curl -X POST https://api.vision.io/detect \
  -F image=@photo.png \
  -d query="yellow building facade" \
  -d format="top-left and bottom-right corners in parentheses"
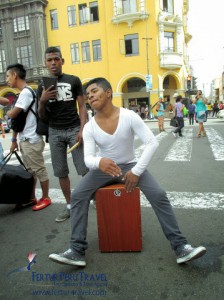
top-left (45, 0), bottom-right (191, 114)
top-left (0, 0), bottom-right (191, 117)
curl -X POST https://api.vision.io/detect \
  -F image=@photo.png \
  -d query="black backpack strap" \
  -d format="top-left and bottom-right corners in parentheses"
top-left (24, 86), bottom-right (37, 117)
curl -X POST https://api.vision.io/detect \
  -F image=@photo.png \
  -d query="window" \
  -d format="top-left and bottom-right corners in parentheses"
top-left (79, 4), bottom-right (88, 24)
top-left (71, 43), bottom-right (80, 64)
top-left (50, 9), bottom-right (59, 29)
top-left (164, 32), bottom-right (174, 52)
top-left (81, 41), bottom-right (90, 62)
top-left (13, 16), bottom-right (29, 33)
top-left (124, 34), bottom-right (139, 56)
top-left (90, 2), bottom-right (99, 22)
top-left (92, 40), bottom-right (101, 61)
top-left (16, 45), bottom-right (33, 68)
top-left (163, 76), bottom-right (169, 89)
top-left (122, 0), bottom-right (137, 14)
top-left (0, 50), bottom-right (6, 73)
top-left (163, 0), bottom-right (174, 13)
top-left (68, 5), bottom-right (76, 26)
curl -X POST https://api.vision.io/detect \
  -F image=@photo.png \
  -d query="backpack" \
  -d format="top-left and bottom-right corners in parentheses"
top-left (26, 87), bottom-right (49, 137)
top-left (188, 104), bottom-right (195, 114)
top-left (10, 90), bottom-right (35, 132)
top-left (183, 106), bottom-right (189, 116)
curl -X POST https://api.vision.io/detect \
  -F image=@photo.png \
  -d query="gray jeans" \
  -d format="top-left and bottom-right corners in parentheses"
top-left (70, 163), bottom-right (187, 256)
top-left (49, 126), bottom-right (88, 177)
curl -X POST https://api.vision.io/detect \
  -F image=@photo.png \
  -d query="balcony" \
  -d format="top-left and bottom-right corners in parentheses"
top-left (112, 11), bottom-right (149, 27)
top-left (160, 52), bottom-right (183, 69)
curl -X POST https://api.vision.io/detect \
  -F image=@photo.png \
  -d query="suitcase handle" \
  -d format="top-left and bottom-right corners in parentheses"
top-left (13, 151), bottom-right (29, 171)
top-left (0, 151), bottom-right (29, 172)
top-left (0, 152), bottom-right (13, 169)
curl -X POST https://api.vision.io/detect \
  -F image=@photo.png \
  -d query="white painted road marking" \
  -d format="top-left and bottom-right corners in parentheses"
top-left (5, 127), bottom-right (222, 164)
top-left (206, 127), bottom-right (224, 161)
top-left (142, 191), bottom-right (224, 210)
top-left (36, 188), bottom-right (224, 210)
top-left (164, 128), bottom-right (193, 161)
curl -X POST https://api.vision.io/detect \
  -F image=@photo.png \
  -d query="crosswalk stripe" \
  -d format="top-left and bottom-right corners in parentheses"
top-left (142, 191), bottom-right (224, 210)
top-left (36, 188), bottom-right (224, 210)
top-left (164, 128), bottom-right (193, 161)
top-left (4, 127), bottom-right (221, 164)
top-left (206, 127), bottom-right (224, 160)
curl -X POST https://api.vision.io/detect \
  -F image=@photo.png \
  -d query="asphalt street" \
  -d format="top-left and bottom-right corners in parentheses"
top-left (0, 117), bottom-right (224, 300)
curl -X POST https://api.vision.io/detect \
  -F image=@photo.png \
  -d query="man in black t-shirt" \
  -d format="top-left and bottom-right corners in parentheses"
top-left (38, 47), bottom-right (88, 222)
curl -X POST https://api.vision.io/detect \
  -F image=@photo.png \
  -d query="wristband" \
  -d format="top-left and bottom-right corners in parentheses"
top-left (11, 137), bottom-right (17, 142)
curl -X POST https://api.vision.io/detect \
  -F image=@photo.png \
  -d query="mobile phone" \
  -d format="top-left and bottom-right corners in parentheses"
top-left (42, 76), bottom-right (57, 90)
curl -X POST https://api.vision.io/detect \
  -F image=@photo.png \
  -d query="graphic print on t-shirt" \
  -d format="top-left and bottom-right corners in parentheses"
top-left (49, 82), bottom-right (73, 102)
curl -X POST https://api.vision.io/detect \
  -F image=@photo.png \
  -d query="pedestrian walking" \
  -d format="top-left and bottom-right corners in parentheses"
top-left (144, 105), bottom-right (149, 119)
top-left (156, 97), bottom-right (165, 132)
top-left (38, 47), bottom-right (88, 222)
top-left (195, 90), bottom-right (207, 138)
top-left (206, 102), bottom-right (212, 117)
top-left (172, 95), bottom-right (184, 137)
top-left (188, 100), bottom-right (196, 125)
top-left (49, 77), bottom-right (206, 267)
top-left (212, 100), bottom-right (219, 117)
top-left (6, 63), bottom-right (51, 210)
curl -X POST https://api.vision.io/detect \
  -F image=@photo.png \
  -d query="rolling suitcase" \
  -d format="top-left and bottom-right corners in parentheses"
top-left (0, 151), bottom-right (34, 204)
top-left (95, 184), bottom-right (142, 252)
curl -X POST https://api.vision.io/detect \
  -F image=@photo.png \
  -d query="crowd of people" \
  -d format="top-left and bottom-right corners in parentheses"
top-left (150, 91), bottom-right (222, 138)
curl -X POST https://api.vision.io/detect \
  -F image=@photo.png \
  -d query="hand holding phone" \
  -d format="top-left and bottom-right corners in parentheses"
top-left (42, 76), bottom-right (57, 90)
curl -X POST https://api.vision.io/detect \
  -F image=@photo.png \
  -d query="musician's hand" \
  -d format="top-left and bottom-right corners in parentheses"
top-left (99, 158), bottom-right (122, 177)
top-left (122, 171), bottom-right (139, 192)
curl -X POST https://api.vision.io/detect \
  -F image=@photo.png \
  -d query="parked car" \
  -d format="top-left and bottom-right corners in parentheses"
top-left (217, 110), bottom-right (224, 119)
top-left (0, 119), bottom-right (10, 133)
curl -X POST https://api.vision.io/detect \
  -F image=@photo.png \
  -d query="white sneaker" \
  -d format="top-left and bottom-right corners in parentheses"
top-left (55, 208), bottom-right (70, 222)
top-left (172, 132), bottom-right (177, 138)
top-left (49, 249), bottom-right (86, 266)
top-left (176, 244), bottom-right (206, 264)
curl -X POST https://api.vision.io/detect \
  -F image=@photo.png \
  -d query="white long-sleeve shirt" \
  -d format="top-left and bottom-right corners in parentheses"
top-left (83, 108), bottom-right (159, 176)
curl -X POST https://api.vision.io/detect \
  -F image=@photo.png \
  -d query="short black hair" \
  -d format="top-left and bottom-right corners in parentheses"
top-left (45, 46), bottom-right (62, 57)
top-left (176, 95), bottom-right (183, 102)
top-left (85, 77), bottom-right (112, 92)
top-left (6, 63), bottom-right (26, 80)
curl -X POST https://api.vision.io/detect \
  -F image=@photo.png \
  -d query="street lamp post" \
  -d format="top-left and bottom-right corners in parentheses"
top-left (142, 37), bottom-right (152, 118)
